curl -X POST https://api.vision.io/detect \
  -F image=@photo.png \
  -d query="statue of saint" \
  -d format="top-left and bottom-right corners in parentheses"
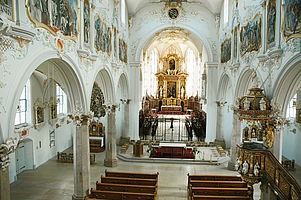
top-left (242, 160), bottom-right (249, 174)
top-left (235, 159), bottom-right (241, 171)
top-left (260, 98), bottom-right (266, 110)
top-left (254, 162), bottom-right (260, 176)
top-left (181, 86), bottom-right (185, 99)
top-left (266, 126), bottom-right (274, 148)
top-left (159, 86), bottom-right (163, 98)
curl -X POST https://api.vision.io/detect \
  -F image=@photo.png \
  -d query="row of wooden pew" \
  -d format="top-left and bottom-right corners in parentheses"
top-left (187, 174), bottom-right (252, 200)
top-left (86, 170), bottom-right (159, 200)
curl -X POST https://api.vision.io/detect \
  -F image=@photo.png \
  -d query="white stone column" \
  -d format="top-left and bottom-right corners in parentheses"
top-left (128, 62), bottom-right (141, 140)
top-left (271, 128), bottom-right (282, 162)
top-left (104, 105), bottom-right (118, 167)
top-left (122, 99), bottom-right (130, 138)
top-left (205, 62), bottom-right (219, 142)
top-left (73, 114), bottom-right (90, 200)
top-left (15, 0), bottom-right (27, 25)
top-left (228, 113), bottom-right (242, 170)
top-left (215, 101), bottom-right (226, 148)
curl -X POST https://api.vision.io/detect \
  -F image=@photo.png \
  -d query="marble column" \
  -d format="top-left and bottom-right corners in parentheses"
top-left (104, 105), bottom-right (118, 167)
top-left (0, 166), bottom-right (10, 200)
top-left (228, 113), bottom-right (242, 170)
top-left (205, 62), bottom-right (219, 142)
top-left (72, 114), bottom-right (90, 200)
top-left (215, 101), bottom-right (226, 148)
top-left (128, 62), bottom-right (141, 140)
top-left (122, 99), bottom-right (131, 139)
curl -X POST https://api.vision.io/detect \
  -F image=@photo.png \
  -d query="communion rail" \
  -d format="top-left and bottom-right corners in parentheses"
top-left (237, 144), bottom-right (301, 200)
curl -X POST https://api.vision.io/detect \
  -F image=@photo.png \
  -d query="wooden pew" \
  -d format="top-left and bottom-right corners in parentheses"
top-left (90, 189), bottom-right (155, 200)
top-left (190, 180), bottom-right (247, 188)
top-left (192, 194), bottom-right (251, 200)
top-left (96, 182), bottom-right (157, 194)
top-left (105, 170), bottom-right (159, 180)
top-left (191, 187), bottom-right (249, 196)
top-left (101, 176), bottom-right (157, 186)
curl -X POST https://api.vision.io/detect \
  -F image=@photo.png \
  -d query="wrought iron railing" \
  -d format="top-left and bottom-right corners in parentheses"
top-left (237, 143), bottom-right (301, 200)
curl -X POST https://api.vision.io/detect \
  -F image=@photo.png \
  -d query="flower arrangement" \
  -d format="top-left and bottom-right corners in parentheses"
top-left (146, 142), bottom-right (154, 153)
top-left (192, 145), bottom-right (200, 155)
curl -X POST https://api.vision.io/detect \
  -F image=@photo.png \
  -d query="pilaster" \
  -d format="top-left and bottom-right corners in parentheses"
top-left (121, 99), bottom-right (131, 139)
top-left (72, 114), bottom-right (91, 200)
top-left (215, 101), bottom-right (226, 148)
top-left (228, 113), bottom-right (242, 170)
top-left (205, 62), bottom-right (219, 142)
top-left (104, 105), bottom-right (118, 167)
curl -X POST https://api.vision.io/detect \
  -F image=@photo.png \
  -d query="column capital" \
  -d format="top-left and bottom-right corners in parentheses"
top-left (74, 113), bottom-right (93, 126)
top-left (120, 99), bottom-right (131, 104)
top-left (104, 104), bottom-right (118, 114)
top-left (0, 137), bottom-right (23, 171)
top-left (206, 62), bottom-right (219, 69)
top-left (216, 100), bottom-right (227, 107)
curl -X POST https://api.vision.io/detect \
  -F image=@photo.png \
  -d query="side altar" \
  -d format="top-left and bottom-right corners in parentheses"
top-left (154, 53), bottom-right (189, 112)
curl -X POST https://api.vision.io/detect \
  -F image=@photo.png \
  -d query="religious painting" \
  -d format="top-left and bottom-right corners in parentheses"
top-left (113, 26), bottom-right (118, 60)
top-left (95, 15), bottom-right (104, 53)
top-left (167, 82), bottom-right (176, 98)
top-left (35, 106), bottom-right (44, 124)
top-left (50, 103), bottom-right (57, 119)
top-left (169, 58), bottom-right (175, 70)
top-left (83, 0), bottom-right (90, 44)
top-left (240, 13), bottom-right (262, 57)
top-left (90, 83), bottom-right (106, 118)
top-left (105, 25), bottom-right (112, 56)
top-left (119, 38), bottom-right (127, 63)
top-left (26, 0), bottom-right (79, 40)
top-left (282, 0), bottom-right (301, 41)
top-left (267, 0), bottom-right (276, 49)
top-left (221, 37), bottom-right (231, 63)
top-left (233, 25), bottom-right (239, 60)
top-left (0, 0), bottom-right (14, 21)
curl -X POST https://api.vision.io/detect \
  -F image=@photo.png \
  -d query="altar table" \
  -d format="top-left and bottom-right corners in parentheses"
top-left (150, 143), bottom-right (194, 159)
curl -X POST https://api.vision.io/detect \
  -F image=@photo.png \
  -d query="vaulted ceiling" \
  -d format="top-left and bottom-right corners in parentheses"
top-left (125, 0), bottom-right (224, 16)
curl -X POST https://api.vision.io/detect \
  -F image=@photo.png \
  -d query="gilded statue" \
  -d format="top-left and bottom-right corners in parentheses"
top-left (266, 126), bottom-right (274, 148)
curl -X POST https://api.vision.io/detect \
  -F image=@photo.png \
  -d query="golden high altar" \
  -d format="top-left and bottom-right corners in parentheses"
top-left (155, 53), bottom-right (188, 112)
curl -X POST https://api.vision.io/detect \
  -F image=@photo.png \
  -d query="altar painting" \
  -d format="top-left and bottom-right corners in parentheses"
top-left (221, 37), bottom-right (231, 63)
top-left (167, 82), bottom-right (176, 98)
top-left (267, 0), bottom-right (276, 49)
top-left (240, 14), bottom-right (262, 57)
top-left (0, 0), bottom-right (14, 21)
top-left (83, 0), bottom-right (90, 44)
top-left (282, 0), bottom-right (301, 41)
top-left (119, 38), bottom-right (127, 63)
top-left (26, 0), bottom-right (79, 40)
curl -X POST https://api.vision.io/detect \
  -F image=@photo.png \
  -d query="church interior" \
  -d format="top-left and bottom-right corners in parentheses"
top-left (0, 0), bottom-right (300, 199)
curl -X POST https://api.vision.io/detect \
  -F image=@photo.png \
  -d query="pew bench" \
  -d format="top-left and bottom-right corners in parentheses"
top-left (105, 170), bottom-right (159, 180)
top-left (96, 182), bottom-right (157, 194)
top-left (191, 187), bottom-right (249, 196)
top-left (90, 189), bottom-right (156, 200)
top-left (189, 180), bottom-right (247, 188)
top-left (192, 194), bottom-right (251, 200)
top-left (101, 176), bottom-right (158, 186)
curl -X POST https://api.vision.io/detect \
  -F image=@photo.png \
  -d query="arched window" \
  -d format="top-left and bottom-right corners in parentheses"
top-left (121, 0), bottom-right (126, 25)
top-left (223, 0), bottom-right (229, 25)
top-left (15, 80), bottom-right (31, 126)
top-left (56, 84), bottom-right (67, 114)
top-left (286, 94), bottom-right (297, 119)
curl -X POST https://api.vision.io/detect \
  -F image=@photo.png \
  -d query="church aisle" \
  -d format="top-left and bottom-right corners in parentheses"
top-left (11, 149), bottom-right (261, 200)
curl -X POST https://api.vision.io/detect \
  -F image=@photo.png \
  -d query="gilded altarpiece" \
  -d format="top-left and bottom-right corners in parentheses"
top-left (155, 54), bottom-right (188, 112)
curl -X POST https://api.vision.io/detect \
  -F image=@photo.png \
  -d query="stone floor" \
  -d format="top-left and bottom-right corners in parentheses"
top-left (11, 147), bottom-right (261, 200)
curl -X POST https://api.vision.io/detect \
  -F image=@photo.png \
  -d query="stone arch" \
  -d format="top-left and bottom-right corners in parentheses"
top-left (272, 54), bottom-right (301, 116)
top-left (133, 25), bottom-right (214, 63)
top-left (6, 52), bottom-right (87, 140)
top-left (94, 68), bottom-right (116, 105)
top-left (217, 73), bottom-right (233, 101)
top-left (117, 73), bottom-right (129, 99)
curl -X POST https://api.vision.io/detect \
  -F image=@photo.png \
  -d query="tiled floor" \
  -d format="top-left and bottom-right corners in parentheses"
top-left (11, 147), bottom-right (261, 200)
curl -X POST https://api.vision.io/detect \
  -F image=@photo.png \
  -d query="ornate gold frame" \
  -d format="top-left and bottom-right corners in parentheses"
top-left (281, 0), bottom-right (301, 42)
top-left (25, 0), bottom-right (80, 42)
top-left (220, 36), bottom-right (232, 64)
top-left (239, 12), bottom-right (263, 58)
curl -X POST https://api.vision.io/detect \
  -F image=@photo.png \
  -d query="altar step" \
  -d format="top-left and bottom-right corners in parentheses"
top-left (117, 152), bottom-right (229, 165)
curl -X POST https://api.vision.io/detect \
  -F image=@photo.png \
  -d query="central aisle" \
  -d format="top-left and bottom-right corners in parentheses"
top-left (11, 148), bottom-right (261, 200)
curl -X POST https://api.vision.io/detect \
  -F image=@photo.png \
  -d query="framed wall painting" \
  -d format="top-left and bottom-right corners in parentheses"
top-left (25, 0), bottom-right (79, 41)
top-left (233, 25), bottom-right (239, 60)
top-left (221, 37), bottom-right (231, 63)
top-left (240, 13), bottom-right (262, 57)
top-left (0, 0), bottom-right (15, 21)
top-left (281, 0), bottom-right (301, 41)
top-left (83, 0), bottom-right (91, 45)
top-left (267, 0), bottom-right (276, 49)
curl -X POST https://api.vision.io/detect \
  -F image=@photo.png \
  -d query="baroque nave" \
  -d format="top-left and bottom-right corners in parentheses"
top-left (0, 0), bottom-right (300, 199)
